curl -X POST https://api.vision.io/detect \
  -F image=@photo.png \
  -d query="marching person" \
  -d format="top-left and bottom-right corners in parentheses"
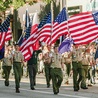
top-left (89, 47), bottom-right (96, 84)
top-left (37, 52), bottom-right (44, 74)
top-left (50, 45), bottom-right (64, 95)
top-left (63, 51), bottom-right (72, 85)
top-left (43, 45), bottom-right (52, 88)
top-left (2, 45), bottom-right (13, 86)
top-left (27, 49), bottom-right (42, 90)
top-left (81, 49), bottom-right (90, 89)
top-left (13, 44), bottom-right (24, 93)
top-left (71, 45), bottom-right (83, 91)
top-left (87, 48), bottom-right (93, 86)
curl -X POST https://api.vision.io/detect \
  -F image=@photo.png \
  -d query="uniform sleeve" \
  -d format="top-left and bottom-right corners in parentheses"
top-left (21, 52), bottom-right (24, 62)
top-left (61, 55), bottom-right (65, 64)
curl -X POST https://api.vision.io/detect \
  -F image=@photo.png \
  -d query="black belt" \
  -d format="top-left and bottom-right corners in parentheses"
top-left (51, 67), bottom-right (61, 69)
top-left (82, 65), bottom-right (88, 66)
top-left (13, 62), bottom-right (21, 63)
top-left (72, 61), bottom-right (81, 63)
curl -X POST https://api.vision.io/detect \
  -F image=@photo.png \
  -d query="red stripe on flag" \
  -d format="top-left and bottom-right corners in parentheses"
top-left (68, 12), bottom-right (98, 44)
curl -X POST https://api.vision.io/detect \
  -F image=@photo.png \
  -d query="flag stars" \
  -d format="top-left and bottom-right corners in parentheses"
top-left (0, 16), bottom-right (10, 33)
top-left (38, 12), bottom-right (51, 28)
top-left (93, 12), bottom-right (98, 25)
top-left (54, 7), bottom-right (67, 24)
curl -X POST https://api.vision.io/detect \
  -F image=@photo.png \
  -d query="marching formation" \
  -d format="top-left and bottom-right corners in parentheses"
top-left (0, 42), bottom-right (98, 95)
top-left (1, 6), bottom-right (98, 95)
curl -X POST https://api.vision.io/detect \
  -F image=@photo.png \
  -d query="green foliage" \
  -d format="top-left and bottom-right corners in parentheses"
top-left (42, 0), bottom-right (52, 4)
top-left (0, 0), bottom-right (38, 12)
top-left (39, 3), bottom-right (51, 21)
top-left (0, 0), bottom-right (12, 11)
top-left (0, 0), bottom-right (54, 12)
top-left (12, 0), bottom-right (25, 9)
top-left (53, 0), bottom-right (60, 19)
top-left (39, 0), bottom-right (60, 21)
top-left (24, 0), bottom-right (38, 5)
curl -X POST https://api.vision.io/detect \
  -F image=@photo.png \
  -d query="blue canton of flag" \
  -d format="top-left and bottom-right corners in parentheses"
top-left (38, 12), bottom-right (51, 29)
top-left (51, 7), bottom-right (69, 44)
top-left (18, 22), bottom-right (31, 46)
top-left (0, 47), bottom-right (4, 60)
top-left (54, 7), bottom-right (68, 23)
top-left (92, 11), bottom-right (98, 25)
top-left (24, 22), bottom-right (31, 39)
top-left (0, 16), bottom-right (10, 32)
top-left (18, 36), bottom-right (24, 46)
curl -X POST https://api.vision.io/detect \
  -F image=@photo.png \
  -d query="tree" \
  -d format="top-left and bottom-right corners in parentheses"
top-left (0, 0), bottom-right (12, 11)
top-left (42, 0), bottom-right (52, 4)
top-left (0, 0), bottom-right (39, 20)
top-left (0, 0), bottom-right (38, 13)
top-left (13, 0), bottom-right (38, 9)
top-left (39, 0), bottom-right (60, 21)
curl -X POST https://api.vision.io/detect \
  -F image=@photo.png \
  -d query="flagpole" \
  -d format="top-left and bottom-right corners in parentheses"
top-left (63, 0), bottom-right (71, 39)
top-left (60, 0), bottom-right (63, 44)
top-left (17, 19), bottom-right (26, 44)
top-left (17, 34), bottom-right (23, 44)
top-left (17, 8), bottom-right (29, 44)
top-left (60, 0), bottom-right (68, 44)
top-left (50, 1), bottom-right (53, 46)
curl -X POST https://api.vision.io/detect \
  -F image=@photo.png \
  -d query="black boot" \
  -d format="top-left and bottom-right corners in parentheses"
top-left (16, 88), bottom-right (20, 93)
top-left (5, 81), bottom-right (9, 86)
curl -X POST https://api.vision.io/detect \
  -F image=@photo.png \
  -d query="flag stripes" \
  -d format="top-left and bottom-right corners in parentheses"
top-left (68, 12), bottom-right (98, 44)
top-left (49, 7), bottom-right (68, 44)
top-left (20, 12), bottom-right (51, 61)
top-left (5, 27), bottom-right (12, 41)
top-left (20, 8), bottom-right (98, 61)
top-left (0, 15), bottom-right (12, 49)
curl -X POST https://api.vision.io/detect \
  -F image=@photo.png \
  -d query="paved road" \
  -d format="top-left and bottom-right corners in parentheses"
top-left (0, 73), bottom-right (98, 98)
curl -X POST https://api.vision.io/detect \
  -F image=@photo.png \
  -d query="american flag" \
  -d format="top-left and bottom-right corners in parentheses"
top-left (24, 22), bottom-right (31, 39)
top-left (0, 15), bottom-right (12, 49)
top-left (20, 12), bottom-right (51, 61)
top-left (48, 7), bottom-right (68, 44)
top-left (68, 11), bottom-right (98, 45)
top-left (30, 12), bottom-right (51, 42)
